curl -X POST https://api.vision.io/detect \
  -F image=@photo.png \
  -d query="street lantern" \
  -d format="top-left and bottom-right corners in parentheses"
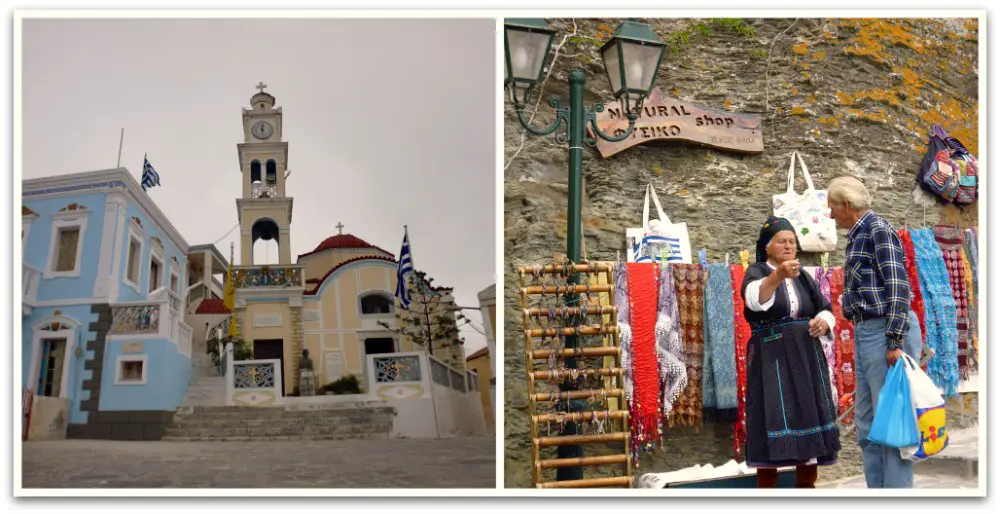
top-left (503, 18), bottom-right (556, 99)
top-left (599, 19), bottom-right (666, 114)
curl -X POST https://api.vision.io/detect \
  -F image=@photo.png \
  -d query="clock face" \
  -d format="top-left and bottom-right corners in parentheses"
top-left (251, 121), bottom-right (273, 139)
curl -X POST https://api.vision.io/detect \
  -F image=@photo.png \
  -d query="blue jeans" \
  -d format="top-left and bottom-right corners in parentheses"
top-left (853, 310), bottom-right (922, 488)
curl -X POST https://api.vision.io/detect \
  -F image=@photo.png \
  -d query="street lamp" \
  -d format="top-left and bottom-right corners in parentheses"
top-left (505, 18), bottom-right (665, 483)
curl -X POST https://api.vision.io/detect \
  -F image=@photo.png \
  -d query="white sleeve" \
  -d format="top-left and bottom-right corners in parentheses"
top-left (744, 278), bottom-right (776, 312)
top-left (815, 310), bottom-right (836, 334)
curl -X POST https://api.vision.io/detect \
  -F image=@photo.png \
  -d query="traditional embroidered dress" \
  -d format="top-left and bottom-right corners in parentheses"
top-left (731, 264), bottom-right (752, 460)
top-left (933, 225), bottom-right (972, 379)
top-left (911, 228), bottom-right (960, 397)
top-left (703, 263), bottom-right (738, 423)
top-left (741, 216), bottom-right (839, 468)
top-left (669, 263), bottom-right (705, 428)
top-left (829, 268), bottom-right (856, 424)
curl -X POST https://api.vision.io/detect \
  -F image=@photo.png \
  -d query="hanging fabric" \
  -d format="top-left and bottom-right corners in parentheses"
top-left (668, 263), bottom-right (705, 428)
top-left (911, 228), bottom-right (960, 397)
top-left (933, 225), bottom-right (973, 379)
top-left (730, 264), bottom-right (751, 461)
top-left (960, 250), bottom-right (978, 373)
top-left (898, 229), bottom-right (929, 363)
top-left (805, 266), bottom-right (838, 408)
top-left (656, 264), bottom-right (688, 417)
top-left (829, 267), bottom-right (856, 423)
top-left (703, 263), bottom-right (738, 423)
top-left (625, 262), bottom-right (664, 454)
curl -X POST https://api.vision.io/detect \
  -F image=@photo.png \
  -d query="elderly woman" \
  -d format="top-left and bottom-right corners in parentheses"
top-left (742, 216), bottom-right (841, 488)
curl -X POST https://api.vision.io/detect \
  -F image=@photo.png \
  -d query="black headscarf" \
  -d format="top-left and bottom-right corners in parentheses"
top-left (755, 216), bottom-right (801, 263)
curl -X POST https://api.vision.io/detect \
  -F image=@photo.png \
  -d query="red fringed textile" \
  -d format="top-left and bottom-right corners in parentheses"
top-left (829, 268), bottom-right (856, 424)
top-left (669, 264), bottom-right (705, 428)
top-left (898, 229), bottom-right (928, 370)
top-left (730, 264), bottom-right (751, 461)
top-left (626, 262), bottom-right (663, 452)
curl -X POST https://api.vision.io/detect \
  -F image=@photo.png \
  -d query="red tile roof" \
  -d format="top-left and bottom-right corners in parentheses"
top-left (297, 233), bottom-right (393, 260)
top-left (304, 255), bottom-right (398, 295)
top-left (195, 298), bottom-right (231, 315)
top-left (22, 206), bottom-right (37, 216)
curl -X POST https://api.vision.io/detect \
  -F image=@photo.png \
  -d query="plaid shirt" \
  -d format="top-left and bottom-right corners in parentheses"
top-left (843, 210), bottom-right (911, 351)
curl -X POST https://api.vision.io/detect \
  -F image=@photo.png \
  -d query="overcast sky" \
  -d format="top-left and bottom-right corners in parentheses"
top-left (21, 17), bottom-right (496, 354)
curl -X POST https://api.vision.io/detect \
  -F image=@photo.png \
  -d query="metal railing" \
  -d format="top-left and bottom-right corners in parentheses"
top-left (233, 265), bottom-right (305, 288)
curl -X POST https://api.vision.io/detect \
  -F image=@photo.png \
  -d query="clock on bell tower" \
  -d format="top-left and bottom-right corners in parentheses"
top-left (235, 82), bottom-right (294, 266)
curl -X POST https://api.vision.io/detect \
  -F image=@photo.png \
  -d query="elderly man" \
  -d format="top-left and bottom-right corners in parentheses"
top-left (827, 176), bottom-right (923, 489)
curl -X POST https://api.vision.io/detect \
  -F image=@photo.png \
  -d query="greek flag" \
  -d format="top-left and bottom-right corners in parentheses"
top-left (141, 155), bottom-right (161, 192)
top-left (395, 228), bottom-right (414, 309)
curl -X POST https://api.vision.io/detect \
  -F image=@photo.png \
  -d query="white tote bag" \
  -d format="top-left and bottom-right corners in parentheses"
top-left (625, 184), bottom-right (693, 264)
top-left (898, 354), bottom-right (950, 461)
top-left (772, 152), bottom-right (838, 253)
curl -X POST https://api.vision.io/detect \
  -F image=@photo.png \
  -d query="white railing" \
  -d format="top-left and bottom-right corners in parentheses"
top-left (251, 182), bottom-right (278, 199)
top-left (177, 321), bottom-right (193, 357)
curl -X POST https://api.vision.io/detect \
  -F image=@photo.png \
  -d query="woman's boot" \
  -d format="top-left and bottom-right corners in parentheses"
top-left (756, 468), bottom-right (778, 488)
top-left (795, 464), bottom-right (818, 488)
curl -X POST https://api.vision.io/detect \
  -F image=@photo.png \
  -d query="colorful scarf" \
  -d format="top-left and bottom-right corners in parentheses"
top-left (805, 266), bottom-right (838, 407)
top-left (898, 229), bottom-right (929, 353)
top-left (964, 228), bottom-right (978, 296)
top-left (829, 267), bottom-right (856, 424)
top-left (961, 250), bottom-right (978, 371)
top-left (668, 263), bottom-right (705, 428)
top-left (626, 262), bottom-right (664, 453)
top-left (702, 263), bottom-right (738, 423)
top-left (933, 225), bottom-right (972, 379)
top-left (911, 228), bottom-right (960, 397)
top-left (656, 265), bottom-right (688, 417)
top-left (730, 264), bottom-right (751, 460)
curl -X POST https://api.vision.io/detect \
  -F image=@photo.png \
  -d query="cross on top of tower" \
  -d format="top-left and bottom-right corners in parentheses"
top-left (336, 222), bottom-right (345, 235)
top-left (255, 81), bottom-right (268, 93)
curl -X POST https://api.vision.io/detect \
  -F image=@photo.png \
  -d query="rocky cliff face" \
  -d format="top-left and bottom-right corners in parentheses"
top-left (503, 18), bottom-right (979, 487)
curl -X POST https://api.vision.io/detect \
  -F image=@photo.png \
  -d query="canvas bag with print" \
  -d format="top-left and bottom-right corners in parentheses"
top-left (772, 152), bottom-right (838, 253)
top-left (626, 184), bottom-right (693, 264)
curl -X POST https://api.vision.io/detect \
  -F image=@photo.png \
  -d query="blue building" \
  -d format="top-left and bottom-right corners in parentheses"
top-left (22, 168), bottom-right (195, 440)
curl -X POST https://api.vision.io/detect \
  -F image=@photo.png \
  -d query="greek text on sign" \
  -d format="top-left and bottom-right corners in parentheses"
top-left (589, 88), bottom-right (764, 158)
top-left (253, 314), bottom-right (283, 328)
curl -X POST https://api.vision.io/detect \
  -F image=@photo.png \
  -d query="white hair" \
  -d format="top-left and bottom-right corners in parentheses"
top-left (828, 176), bottom-right (872, 211)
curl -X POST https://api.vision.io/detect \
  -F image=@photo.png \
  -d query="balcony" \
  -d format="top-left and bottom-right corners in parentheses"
top-left (233, 265), bottom-right (304, 289)
top-left (251, 183), bottom-right (277, 199)
top-left (22, 264), bottom-right (41, 316)
top-left (109, 287), bottom-right (193, 357)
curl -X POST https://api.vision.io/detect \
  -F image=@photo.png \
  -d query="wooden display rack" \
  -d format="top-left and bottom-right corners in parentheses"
top-left (518, 262), bottom-right (632, 488)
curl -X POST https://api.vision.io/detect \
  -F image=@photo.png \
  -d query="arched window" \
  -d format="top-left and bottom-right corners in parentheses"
top-left (266, 160), bottom-right (277, 184)
top-left (360, 292), bottom-right (393, 315)
top-left (250, 160), bottom-right (262, 183)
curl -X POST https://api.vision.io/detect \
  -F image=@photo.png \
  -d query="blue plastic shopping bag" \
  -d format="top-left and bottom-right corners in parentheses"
top-left (867, 360), bottom-right (920, 448)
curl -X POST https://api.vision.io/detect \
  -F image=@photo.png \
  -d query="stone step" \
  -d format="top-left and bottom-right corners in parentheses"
top-left (161, 433), bottom-right (390, 442)
top-left (172, 411), bottom-right (393, 424)
top-left (169, 414), bottom-right (392, 429)
top-left (180, 404), bottom-right (392, 415)
top-left (164, 423), bottom-right (391, 438)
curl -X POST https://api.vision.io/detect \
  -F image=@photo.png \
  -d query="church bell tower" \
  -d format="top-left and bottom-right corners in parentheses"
top-left (236, 82), bottom-right (294, 265)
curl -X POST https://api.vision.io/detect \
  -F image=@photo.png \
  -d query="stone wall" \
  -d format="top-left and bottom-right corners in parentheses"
top-left (503, 18), bottom-right (979, 487)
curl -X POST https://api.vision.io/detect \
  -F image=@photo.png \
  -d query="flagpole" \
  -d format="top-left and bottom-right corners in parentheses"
top-left (116, 128), bottom-right (124, 168)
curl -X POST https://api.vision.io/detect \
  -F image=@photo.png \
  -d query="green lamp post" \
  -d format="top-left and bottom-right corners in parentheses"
top-left (505, 18), bottom-right (665, 482)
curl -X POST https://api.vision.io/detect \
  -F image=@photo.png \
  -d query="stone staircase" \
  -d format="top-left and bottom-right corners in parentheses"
top-left (162, 403), bottom-right (396, 442)
top-left (178, 347), bottom-right (226, 407)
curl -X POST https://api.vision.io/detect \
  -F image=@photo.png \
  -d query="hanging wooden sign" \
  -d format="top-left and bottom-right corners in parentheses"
top-left (588, 89), bottom-right (764, 158)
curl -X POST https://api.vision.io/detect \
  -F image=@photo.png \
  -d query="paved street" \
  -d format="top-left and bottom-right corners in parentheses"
top-left (21, 437), bottom-right (495, 489)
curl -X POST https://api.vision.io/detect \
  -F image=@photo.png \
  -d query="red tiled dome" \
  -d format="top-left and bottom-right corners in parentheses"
top-left (298, 233), bottom-right (393, 259)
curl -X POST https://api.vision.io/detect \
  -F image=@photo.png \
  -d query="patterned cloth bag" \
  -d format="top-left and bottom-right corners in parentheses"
top-left (772, 152), bottom-right (838, 252)
top-left (626, 184), bottom-right (693, 264)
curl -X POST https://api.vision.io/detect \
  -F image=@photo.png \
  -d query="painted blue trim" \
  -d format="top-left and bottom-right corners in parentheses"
top-left (768, 421), bottom-right (838, 438)
top-left (306, 259), bottom-right (398, 298)
top-left (775, 360), bottom-right (789, 430)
